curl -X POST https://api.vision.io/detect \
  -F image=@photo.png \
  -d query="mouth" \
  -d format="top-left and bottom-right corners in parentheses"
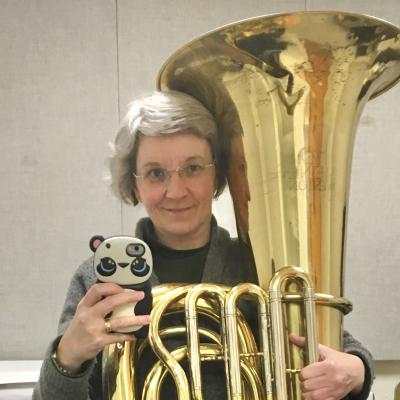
top-left (164, 206), bottom-right (193, 213)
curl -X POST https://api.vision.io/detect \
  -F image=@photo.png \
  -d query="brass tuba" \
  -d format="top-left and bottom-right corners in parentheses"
top-left (103, 11), bottom-right (400, 399)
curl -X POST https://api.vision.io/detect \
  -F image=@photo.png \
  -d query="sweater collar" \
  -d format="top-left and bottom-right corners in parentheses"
top-left (135, 215), bottom-right (226, 286)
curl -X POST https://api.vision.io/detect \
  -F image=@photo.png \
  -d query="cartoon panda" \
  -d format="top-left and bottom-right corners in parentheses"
top-left (90, 235), bottom-right (153, 338)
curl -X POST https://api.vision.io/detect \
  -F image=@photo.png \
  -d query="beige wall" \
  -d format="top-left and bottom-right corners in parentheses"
top-left (374, 361), bottom-right (400, 400)
top-left (1, 0), bottom-right (399, 396)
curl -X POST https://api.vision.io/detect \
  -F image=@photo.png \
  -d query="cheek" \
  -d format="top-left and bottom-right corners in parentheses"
top-left (198, 179), bottom-right (216, 203)
top-left (135, 185), bottom-right (160, 208)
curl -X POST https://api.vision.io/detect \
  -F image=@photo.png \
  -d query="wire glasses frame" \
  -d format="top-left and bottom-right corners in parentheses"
top-left (132, 161), bottom-right (215, 185)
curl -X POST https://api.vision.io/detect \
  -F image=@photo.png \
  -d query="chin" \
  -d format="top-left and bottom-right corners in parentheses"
top-left (165, 222), bottom-right (198, 237)
top-left (153, 209), bottom-right (211, 245)
top-left (159, 218), bottom-right (207, 243)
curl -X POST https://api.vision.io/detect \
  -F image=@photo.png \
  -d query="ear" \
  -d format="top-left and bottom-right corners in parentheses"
top-left (213, 170), bottom-right (220, 199)
top-left (90, 235), bottom-right (105, 252)
top-left (133, 184), bottom-right (141, 204)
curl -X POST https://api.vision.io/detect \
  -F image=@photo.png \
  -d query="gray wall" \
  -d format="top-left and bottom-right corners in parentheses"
top-left (0, 0), bottom-right (399, 362)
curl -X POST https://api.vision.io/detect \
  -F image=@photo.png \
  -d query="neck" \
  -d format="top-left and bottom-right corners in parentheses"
top-left (154, 222), bottom-right (211, 250)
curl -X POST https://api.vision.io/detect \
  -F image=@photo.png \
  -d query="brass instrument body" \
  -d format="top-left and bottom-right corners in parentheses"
top-left (103, 280), bottom-right (354, 399)
top-left (103, 11), bottom-right (400, 400)
top-left (157, 10), bottom-right (400, 350)
top-left (105, 271), bottom-right (318, 400)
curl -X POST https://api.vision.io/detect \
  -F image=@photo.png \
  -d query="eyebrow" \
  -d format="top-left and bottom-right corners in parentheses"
top-left (139, 156), bottom-right (208, 169)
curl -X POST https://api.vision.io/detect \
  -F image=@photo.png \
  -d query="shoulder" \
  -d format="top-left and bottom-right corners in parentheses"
top-left (209, 217), bottom-right (238, 260)
top-left (69, 256), bottom-right (97, 294)
top-left (210, 218), bottom-right (258, 285)
top-left (134, 217), bottom-right (151, 239)
top-left (57, 256), bottom-right (97, 335)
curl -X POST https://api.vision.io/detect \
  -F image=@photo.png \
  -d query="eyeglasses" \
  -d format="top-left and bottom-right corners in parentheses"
top-left (133, 160), bottom-right (215, 185)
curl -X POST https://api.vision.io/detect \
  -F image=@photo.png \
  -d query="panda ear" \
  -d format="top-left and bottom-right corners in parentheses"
top-left (90, 235), bottom-right (105, 252)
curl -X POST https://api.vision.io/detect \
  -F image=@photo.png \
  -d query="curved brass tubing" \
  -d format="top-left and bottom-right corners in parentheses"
top-left (103, 11), bottom-right (400, 400)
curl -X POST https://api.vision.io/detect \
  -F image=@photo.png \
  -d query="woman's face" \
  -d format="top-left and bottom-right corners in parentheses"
top-left (134, 131), bottom-right (216, 249)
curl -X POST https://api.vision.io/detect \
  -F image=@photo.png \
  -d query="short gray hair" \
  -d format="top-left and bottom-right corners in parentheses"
top-left (109, 90), bottom-right (226, 205)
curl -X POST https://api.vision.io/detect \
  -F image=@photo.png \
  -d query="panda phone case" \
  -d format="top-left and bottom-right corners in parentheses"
top-left (90, 235), bottom-right (153, 337)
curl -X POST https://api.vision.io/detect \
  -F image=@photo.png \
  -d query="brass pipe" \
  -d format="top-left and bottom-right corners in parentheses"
top-left (225, 283), bottom-right (272, 399)
top-left (185, 284), bottom-right (227, 400)
top-left (102, 11), bottom-right (400, 400)
top-left (269, 266), bottom-right (318, 399)
top-left (148, 286), bottom-right (193, 399)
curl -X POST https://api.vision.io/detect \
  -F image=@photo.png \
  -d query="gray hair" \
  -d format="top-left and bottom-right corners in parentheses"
top-left (109, 90), bottom-right (226, 205)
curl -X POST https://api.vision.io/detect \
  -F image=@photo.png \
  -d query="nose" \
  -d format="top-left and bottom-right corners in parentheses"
top-left (164, 171), bottom-right (188, 199)
top-left (118, 262), bottom-right (129, 268)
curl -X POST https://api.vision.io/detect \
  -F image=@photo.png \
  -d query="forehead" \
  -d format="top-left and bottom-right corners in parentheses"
top-left (136, 131), bottom-right (212, 166)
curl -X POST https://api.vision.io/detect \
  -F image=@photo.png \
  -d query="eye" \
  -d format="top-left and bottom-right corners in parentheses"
top-left (182, 163), bottom-right (204, 176)
top-left (145, 167), bottom-right (167, 181)
top-left (96, 257), bottom-right (117, 277)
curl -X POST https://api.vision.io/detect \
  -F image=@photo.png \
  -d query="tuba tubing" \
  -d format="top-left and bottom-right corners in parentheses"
top-left (103, 11), bottom-right (400, 400)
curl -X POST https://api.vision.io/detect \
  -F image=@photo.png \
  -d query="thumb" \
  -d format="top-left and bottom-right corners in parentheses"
top-left (316, 343), bottom-right (331, 361)
top-left (290, 334), bottom-right (326, 362)
top-left (289, 333), bottom-right (306, 348)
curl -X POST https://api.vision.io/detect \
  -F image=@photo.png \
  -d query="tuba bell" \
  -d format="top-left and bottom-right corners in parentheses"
top-left (103, 11), bottom-right (400, 399)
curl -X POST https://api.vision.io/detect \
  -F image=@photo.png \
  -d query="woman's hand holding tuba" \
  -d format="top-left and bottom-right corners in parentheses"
top-left (290, 334), bottom-right (365, 400)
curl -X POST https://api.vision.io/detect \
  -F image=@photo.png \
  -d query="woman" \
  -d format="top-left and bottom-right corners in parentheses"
top-left (34, 90), bottom-right (373, 400)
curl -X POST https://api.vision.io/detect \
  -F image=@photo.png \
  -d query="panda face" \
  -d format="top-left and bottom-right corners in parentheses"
top-left (92, 236), bottom-right (152, 285)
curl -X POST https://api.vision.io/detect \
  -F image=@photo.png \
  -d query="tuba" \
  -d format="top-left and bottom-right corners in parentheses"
top-left (103, 11), bottom-right (400, 399)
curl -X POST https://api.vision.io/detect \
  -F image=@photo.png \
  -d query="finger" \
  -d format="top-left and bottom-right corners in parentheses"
top-left (301, 386), bottom-right (336, 400)
top-left (302, 395), bottom-right (335, 400)
top-left (289, 333), bottom-right (306, 347)
top-left (79, 283), bottom-right (124, 308)
top-left (102, 332), bottom-right (136, 347)
top-left (315, 344), bottom-right (329, 361)
top-left (301, 374), bottom-right (330, 393)
top-left (300, 362), bottom-right (326, 381)
top-left (108, 315), bottom-right (151, 332)
top-left (95, 290), bottom-right (145, 317)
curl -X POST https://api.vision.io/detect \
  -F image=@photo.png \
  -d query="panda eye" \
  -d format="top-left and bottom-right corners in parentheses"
top-left (126, 243), bottom-right (145, 257)
top-left (130, 258), bottom-right (150, 277)
top-left (97, 257), bottom-right (116, 277)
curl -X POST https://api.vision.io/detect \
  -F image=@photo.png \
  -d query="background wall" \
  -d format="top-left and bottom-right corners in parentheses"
top-left (0, 0), bottom-right (399, 398)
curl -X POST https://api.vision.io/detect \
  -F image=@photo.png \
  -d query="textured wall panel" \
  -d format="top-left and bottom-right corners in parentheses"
top-left (1, 0), bottom-right (399, 362)
top-left (0, 1), bottom-right (121, 359)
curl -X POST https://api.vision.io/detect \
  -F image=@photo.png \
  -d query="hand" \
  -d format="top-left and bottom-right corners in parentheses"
top-left (57, 283), bottom-right (151, 373)
top-left (289, 334), bottom-right (365, 400)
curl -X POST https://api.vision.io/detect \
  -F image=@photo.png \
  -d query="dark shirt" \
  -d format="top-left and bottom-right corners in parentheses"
top-left (142, 220), bottom-right (209, 284)
top-left (138, 219), bottom-right (227, 398)
top-left (33, 217), bottom-right (373, 400)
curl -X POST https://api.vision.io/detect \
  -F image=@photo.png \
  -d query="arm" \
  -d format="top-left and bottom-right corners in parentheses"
top-left (343, 330), bottom-right (374, 400)
top-left (33, 259), bottom-right (150, 400)
top-left (32, 336), bottom-right (96, 400)
top-left (33, 259), bottom-right (98, 400)
top-left (290, 332), bottom-right (373, 400)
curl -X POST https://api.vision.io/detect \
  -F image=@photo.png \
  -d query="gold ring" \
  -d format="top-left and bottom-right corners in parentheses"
top-left (104, 320), bottom-right (112, 334)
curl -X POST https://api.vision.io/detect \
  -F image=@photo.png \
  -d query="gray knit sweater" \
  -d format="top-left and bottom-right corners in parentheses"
top-left (33, 218), bottom-right (373, 400)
